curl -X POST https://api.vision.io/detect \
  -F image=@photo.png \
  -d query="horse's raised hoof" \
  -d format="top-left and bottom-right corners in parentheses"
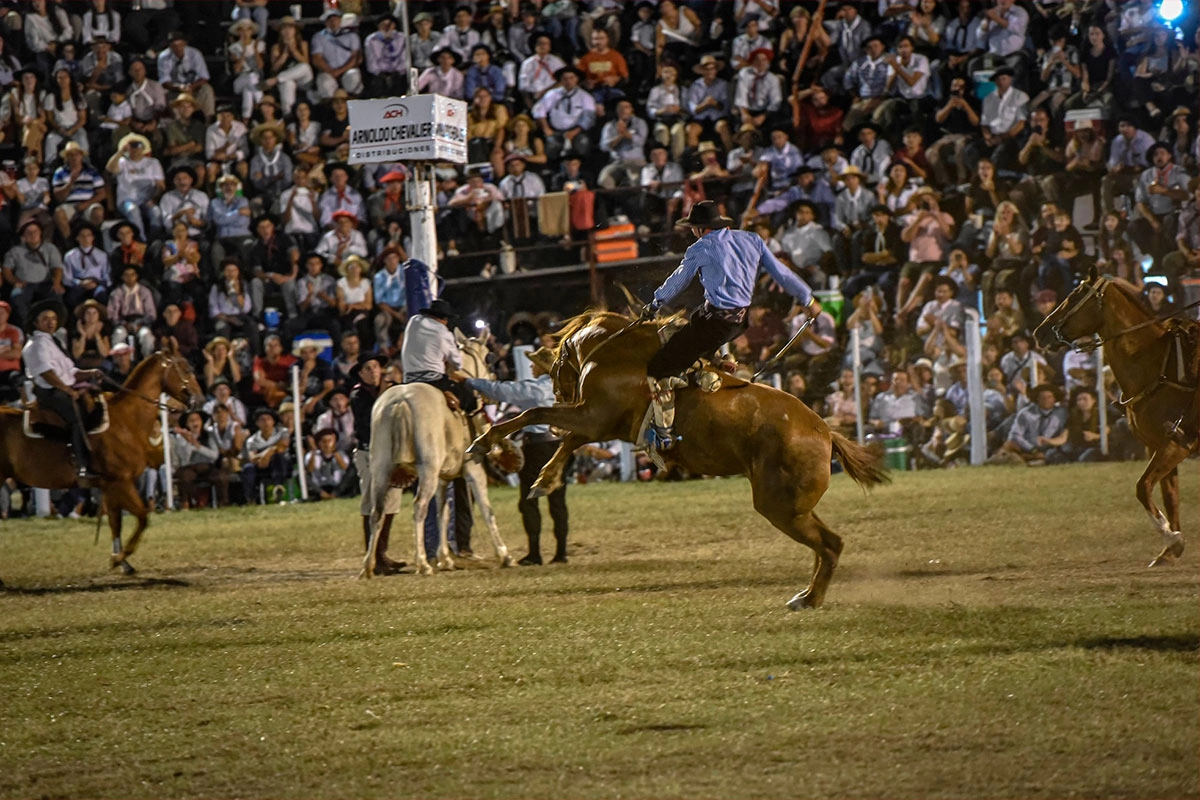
top-left (466, 438), bottom-right (490, 458)
top-left (786, 591), bottom-right (816, 611)
top-left (1149, 537), bottom-right (1185, 567)
top-left (527, 484), bottom-right (551, 499)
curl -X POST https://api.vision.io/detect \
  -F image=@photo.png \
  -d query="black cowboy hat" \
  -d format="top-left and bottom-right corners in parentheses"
top-left (433, 47), bottom-right (462, 66)
top-left (554, 65), bottom-right (583, 81)
top-left (314, 427), bottom-right (339, 442)
top-left (348, 352), bottom-right (389, 384)
top-left (675, 200), bottom-right (733, 229)
top-left (253, 406), bottom-right (281, 424)
top-left (991, 66), bottom-right (1015, 79)
top-left (1148, 140), bottom-right (1174, 160)
top-left (110, 219), bottom-right (141, 241)
top-left (27, 298), bottom-right (68, 332)
top-left (1030, 383), bottom-right (1063, 401)
top-left (167, 163), bottom-right (199, 185)
top-left (421, 298), bottom-right (455, 319)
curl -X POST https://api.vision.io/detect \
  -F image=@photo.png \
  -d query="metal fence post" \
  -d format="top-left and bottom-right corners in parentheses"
top-left (160, 394), bottom-right (173, 511)
top-left (964, 313), bottom-right (987, 466)
top-left (292, 366), bottom-right (308, 501)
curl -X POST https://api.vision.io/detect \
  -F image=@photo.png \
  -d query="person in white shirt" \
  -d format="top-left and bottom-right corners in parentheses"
top-left (399, 298), bottom-right (474, 412)
top-left (158, 164), bottom-right (208, 240)
top-left (533, 66), bottom-right (596, 161)
top-left (598, 99), bottom-right (649, 189)
top-left (310, 8), bottom-right (364, 100)
top-left (732, 48), bottom-right (783, 129)
top-left (978, 66), bottom-right (1029, 171)
top-left (499, 153), bottom-right (545, 231)
top-left (639, 144), bottom-right (684, 232)
top-left (416, 48), bottom-right (465, 100)
top-left (106, 132), bottom-right (165, 241)
top-left (874, 36), bottom-right (931, 131)
top-left (23, 298), bottom-right (104, 481)
top-left (204, 104), bottom-right (248, 188)
top-left (518, 33), bottom-right (564, 107)
top-left (440, 7), bottom-right (481, 63)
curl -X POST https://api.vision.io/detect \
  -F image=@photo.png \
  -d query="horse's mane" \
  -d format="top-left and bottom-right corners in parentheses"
top-left (121, 350), bottom-right (164, 389)
top-left (1104, 278), bottom-right (1156, 318)
top-left (545, 308), bottom-right (688, 359)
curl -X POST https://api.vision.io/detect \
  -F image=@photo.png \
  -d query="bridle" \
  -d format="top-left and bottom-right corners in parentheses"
top-left (98, 352), bottom-right (199, 411)
top-left (458, 341), bottom-right (492, 420)
top-left (1049, 277), bottom-right (1107, 353)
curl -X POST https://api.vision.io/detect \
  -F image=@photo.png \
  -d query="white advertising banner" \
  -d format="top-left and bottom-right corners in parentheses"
top-left (347, 94), bottom-right (468, 164)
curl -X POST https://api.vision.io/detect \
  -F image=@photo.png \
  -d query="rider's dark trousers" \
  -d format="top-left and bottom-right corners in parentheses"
top-left (647, 305), bottom-right (748, 380)
top-left (34, 385), bottom-right (90, 470)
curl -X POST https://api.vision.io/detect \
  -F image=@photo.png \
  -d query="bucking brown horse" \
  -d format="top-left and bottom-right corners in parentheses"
top-left (468, 310), bottom-right (889, 609)
top-left (1034, 269), bottom-right (1199, 565)
top-left (0, 341), bottom-right (203, 583)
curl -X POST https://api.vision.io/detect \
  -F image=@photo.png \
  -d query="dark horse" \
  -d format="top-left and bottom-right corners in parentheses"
top-left (1034, 269), bottom-right (1199, 566)
top-left (0, 342), bottom-right (203, 583)
top-left (469, 310), bottom-right (889, 609)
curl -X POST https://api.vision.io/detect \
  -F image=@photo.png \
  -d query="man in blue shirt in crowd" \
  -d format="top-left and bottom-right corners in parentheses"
top-left (641, 201), bottom-right (820, 450)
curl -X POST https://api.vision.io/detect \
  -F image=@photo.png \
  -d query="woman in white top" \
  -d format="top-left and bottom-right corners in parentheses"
top-left (25, 0), bottom-right (74, 77)
top-left (81, 0), bottom-right (121, 45)
top-left (43, 68), bottom-right (89, 157)
top-left (266, 16), bottom-right (313, 117)
top-left (336, 255), bottom-right (375, 347)
top-left (646, 63), bottom-right (686, 161)
top-left (227, 19), bottom-right (266, 121)
top-left (2, 71), bottom-right (48, 163)
top-left (877, 162), bottom-right (916, 217)
top-left (106, 133), bottom-right (166, 241)
top-left (286, 99), bottom-right (322, 170)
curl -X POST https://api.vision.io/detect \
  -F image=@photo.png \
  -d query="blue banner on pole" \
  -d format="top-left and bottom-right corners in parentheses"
top-left (404, 258), bottom-right (440, 318)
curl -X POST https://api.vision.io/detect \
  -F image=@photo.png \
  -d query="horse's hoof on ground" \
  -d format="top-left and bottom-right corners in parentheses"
top-left (786, 591), bottom-right (816, 611)
top-left (417, 562), bottom-right (434, 576)
top-left (500, 554), bottom-right (515, 568)
top-left (119, 560), bottom-right (136, 576)
top-left (1149, 537), bottom-right (1184, 567)
top-left (437, 559), bottom-right (456, 572)
top-left (357, 568), bottom-right (371, 580)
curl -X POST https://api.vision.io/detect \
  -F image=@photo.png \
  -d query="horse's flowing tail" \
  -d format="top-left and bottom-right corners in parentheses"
top-left (830, 431), bottom-right (891, 490)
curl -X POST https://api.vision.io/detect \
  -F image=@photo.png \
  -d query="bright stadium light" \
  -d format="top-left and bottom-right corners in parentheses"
top-left (1159, 0), bottom-right (1183, 23)
top-left (474, 319), bottom-right (487, 330)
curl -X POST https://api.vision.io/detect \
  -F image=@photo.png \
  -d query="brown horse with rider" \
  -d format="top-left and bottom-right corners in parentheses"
top-left (1034, 268), bottom-right (1199, 565)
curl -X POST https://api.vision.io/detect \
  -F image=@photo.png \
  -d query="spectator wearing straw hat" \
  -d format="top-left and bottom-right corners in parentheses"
top-left (310, 7), bottom-right (364, 101)
top-left (228, 18), bottom-right (266, 121)
top-left (106, 132), bottom-right (165, 242)
top-left (162, 92), bottom-right (206, 173)
top-left (207, 174), bottom-right (254, 272)
top-left (51, 141), bottom-right (107, 242)
top-left (248, 120), bottom-right (292, 209)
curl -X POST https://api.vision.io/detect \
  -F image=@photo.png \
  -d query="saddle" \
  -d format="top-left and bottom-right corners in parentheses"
top-left (23, 393), bottom-right (110, 440)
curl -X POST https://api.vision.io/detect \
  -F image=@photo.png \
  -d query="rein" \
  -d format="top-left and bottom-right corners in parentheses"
top-left (1054, 277), bottom-right (1200, 353)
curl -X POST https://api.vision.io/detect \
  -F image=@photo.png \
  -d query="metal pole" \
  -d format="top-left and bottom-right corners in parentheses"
top-left (851, 326), bottom-right (864, 445)
top-left (160, 394), bottom-right (173, 511)
top-left (34, 488), bottom-right (50, 517)
top-left (291, 366), bottom-right (309, 501)
top-left (512, 344), bottom-right (533, 381)
top-left (964, 313), bottom-right (987, 466)
top-left (399, 2), bottom-right (439, 289)
top-left (399, 0), bottom-right (417, 92)
top-left (1096, 344), bottom-right (1109, 456)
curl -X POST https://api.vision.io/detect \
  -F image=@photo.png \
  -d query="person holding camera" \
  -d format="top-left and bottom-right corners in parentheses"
top-left (895, 187), bottom-right (955, 328)
top-left (977, 66), bottom-right (1029, 172)
top-left (928, 76), bottom-right (980, 187)
top-left (208, 258), bottom-right (260, 357)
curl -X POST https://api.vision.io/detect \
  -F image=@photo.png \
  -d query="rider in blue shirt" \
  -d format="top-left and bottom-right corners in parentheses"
top-left (641, 201), bottom-right (819, 450)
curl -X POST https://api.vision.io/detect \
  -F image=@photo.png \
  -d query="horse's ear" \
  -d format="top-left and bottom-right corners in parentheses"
top-left (166, 336), bottom-right (178, 355)
top-left (1088, 264), bottom-right (1098, 283)
top-left (475, 325), bottom-right (490, 344)
top-left (453, 328), bottom-right (468, 346)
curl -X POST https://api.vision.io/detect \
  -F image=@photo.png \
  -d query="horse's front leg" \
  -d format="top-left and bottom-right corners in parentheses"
top-left (1138, 445), bottom-right (1189, 567)
top-left (411, 481), bottom-right (437, 576)
top-left (435, 480), bottom-right (455, 572)
top-left (467, 403), bottom-right (587, 456)
top-left (462, 461), bottom-right (512, 567)
top-left (103, 484), bottom-right (139, 575)
top-left (529, 433), bottom-right (590, 499)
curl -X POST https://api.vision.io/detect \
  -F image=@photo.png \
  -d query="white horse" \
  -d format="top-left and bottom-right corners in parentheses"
top-left (361, 330), bottom-right (514, 577)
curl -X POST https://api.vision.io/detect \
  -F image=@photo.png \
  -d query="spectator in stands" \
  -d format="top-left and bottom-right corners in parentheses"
top-left (371, 246), bottom-right (406, 354)
top-left (655, 0), bottom-right (702, 73)
top-left (849, 122), bottom-right (891, 186)
top-left (279, 163), bottom-right (320, 249)
top-left (306, 427), bottom-right (351, 500)
top-left (733, 48), bottom-right (783, 131)
top-left (916, 275), bottom-right (965, 357)
top-left (248, 122), bottom-right (292, 211)
top-left (896, 187), bottom-right (955, 325)
top-left (534, 66), bottom-right (595, 161)
top-left (875, 37), bottom-right (930, 132)
top-left (291, 252), bottom-right (340, 344)
top-left (821, 3), bottom-right (873, 95)
top-left (318, 163), bottom-right (365, 227)
top-left (1162, 181), bottom-right (1200, 288)
top-left (928, 75), bottom-right (980, 187)
top-left (844, 204), bottom-right (903, 302)
top-left (209, 258), bottom-right (259, 356)
top-left (977, 67), bottom-right (1028, 171)
top-left (876, 161), bottom-right (916, 216)
top-left (868, 368), bottom-right (928, 435)
top-left (639, 143), bottom-right (683, 233)
top-left (161, 92), bottom-right (205, 175)
top-left (248, 214), bottom-right (299, 323)
top-left (646, 63), bottom-right (686, 161)
top-left (777, 200), bottom-right (833, 288)
top-left (418, 47), bottom-right (465, 100)
top-left (4, 220), bottom-right (64, 326)
top-left (318, 209), bottom-right (368, 270)
top-left (242, 407), bottom-right (290, 504)
top-left (467, 86), bottom-right (508, 171)
top-left (990, 383), bottom-right (1066, 465)
top-left (335, 255), bottom-right (375, 349)
top-left (842, 35), bottom-right (890, 132)
top-left (518, 34), bottom-right (563, 109)
top-left (204, 103), bottom-right (248, 188)
top-left (107, 265), bottom-right (156, 359)
top-left (202, 338), bottom-right (241, 394)
top-left (51, 141), bottom-right (106, 241)
top-left (158, 163), bottom-right (207, 248)
top-left (1130, 142), bottom-right (1191, 274)
top-left (265, 16), bottom-right (313, 118)
top-left (466, 45), bottom-right (507, 106)
top-left (70, 298), bottom-right (110, 371)
top-left (364, 14), bottom-right (407, 98)
top-left (754, 165), bottom-right (836, 229)
top-left (311, 8), bottom-right (363, 101)
top-left (408, 12), bottom-right (440, 72)
top-left (158, 31), bottom-right (213, 120)
top-left (598, 98), bottom-right (648, 189)
top-left (579, 29), bottom-right (627, 113)
top-left (687, 55), bottom-right (733, 155)
top-left (62, 222), bottom-right (108, 307)
top-left (1102, 117), bottom-right (1154, 214)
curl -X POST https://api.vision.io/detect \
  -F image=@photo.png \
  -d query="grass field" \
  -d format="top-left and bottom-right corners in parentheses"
top-left (0, 462), bottom-right (1197, 799)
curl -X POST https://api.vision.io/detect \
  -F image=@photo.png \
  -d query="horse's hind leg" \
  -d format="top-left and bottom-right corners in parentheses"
top-left (435, 480), bottom-right (456, 572)
top-left (411, 483), bottom-right (437, 576)
top-left (462, 461), bottom-right (512, 567)
top-left (782, 513), bottom-right (843, 610)
top-left (1137, 445), bottom-right (1188, 566)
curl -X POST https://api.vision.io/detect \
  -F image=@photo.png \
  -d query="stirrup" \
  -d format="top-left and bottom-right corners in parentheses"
top-left (647, 425), bottom-right (680, 452)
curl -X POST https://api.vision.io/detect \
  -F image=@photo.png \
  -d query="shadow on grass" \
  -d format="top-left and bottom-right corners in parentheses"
top-left (0, 576), bottom-right (190, 596)
top-left (1074, 634), bottom-right (1200, 653)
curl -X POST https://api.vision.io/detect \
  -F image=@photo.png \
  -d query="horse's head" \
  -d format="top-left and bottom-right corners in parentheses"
top-left (455, 326), bottom-right (494, 382)
top-left (156, 338), bottom-right (205, 410)
top-left (1033, 266), bottom-right (1107, 353)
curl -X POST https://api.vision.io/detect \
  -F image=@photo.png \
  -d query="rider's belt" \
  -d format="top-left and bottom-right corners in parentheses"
top-left (702, 303), bottom-right (748, 325)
